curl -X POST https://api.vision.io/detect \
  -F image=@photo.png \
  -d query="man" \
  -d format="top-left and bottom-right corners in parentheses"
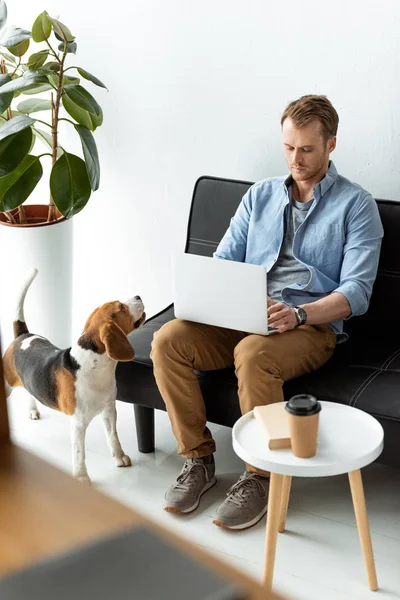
top-left (150, 95), bottom-right (384, 530)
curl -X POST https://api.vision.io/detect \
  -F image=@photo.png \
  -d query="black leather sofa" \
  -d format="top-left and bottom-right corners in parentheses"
top-left (116, 176), bottom-right (400, 468)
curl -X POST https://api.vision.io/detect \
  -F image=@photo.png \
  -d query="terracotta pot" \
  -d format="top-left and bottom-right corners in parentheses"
top-left (0, 205), bottom-right (65, 228)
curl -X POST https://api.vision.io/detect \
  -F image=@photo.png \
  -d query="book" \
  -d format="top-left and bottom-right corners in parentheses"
top-left (253, 403), bottom-right (291, 450)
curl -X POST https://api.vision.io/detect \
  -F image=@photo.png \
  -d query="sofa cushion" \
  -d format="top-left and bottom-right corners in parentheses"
top-left (128, 305), bottom-right (174, 366)
top-left (284, 331), bottom-right (400, 421)
top-left (117, 308), bottom-right (400, 427)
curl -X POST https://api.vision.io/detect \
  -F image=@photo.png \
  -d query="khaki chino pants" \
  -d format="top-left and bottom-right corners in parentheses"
top-left (150, 319), bottom-right (336, 475)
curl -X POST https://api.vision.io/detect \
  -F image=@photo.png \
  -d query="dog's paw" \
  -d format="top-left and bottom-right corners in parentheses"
top-left (115, 454), bottom-right (131, 468)
top-left (76, 474), bottom-right (91, 485)
top-left (29, 409), bottom-right (40, 420)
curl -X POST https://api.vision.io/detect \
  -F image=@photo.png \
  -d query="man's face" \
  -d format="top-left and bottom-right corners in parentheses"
top-left (282, 117), bottom-right (336, 183)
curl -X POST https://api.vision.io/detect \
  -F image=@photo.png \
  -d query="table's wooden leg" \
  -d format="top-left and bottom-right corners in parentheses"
top-left (348, 469), bottom-right (378, 591)
top-left (263, 472), bottom-right (283, 591)
top-left (278, 475), bottom-right (292, 533)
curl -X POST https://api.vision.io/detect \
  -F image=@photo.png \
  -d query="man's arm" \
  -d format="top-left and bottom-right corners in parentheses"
top-left (268, 292), bottom-right (351, 332)
top-left (214, 186), bottom-right (255, 262)
top-left (300, 292), bottom-right (351, 323)
top-left (268, 192), bottom-right (383, 333)
top-left (332, 192), bottom-right (383, 317)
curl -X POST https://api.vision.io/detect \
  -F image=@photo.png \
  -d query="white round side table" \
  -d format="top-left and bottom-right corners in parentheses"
top-left (232, 401), bottom-right (384, 592)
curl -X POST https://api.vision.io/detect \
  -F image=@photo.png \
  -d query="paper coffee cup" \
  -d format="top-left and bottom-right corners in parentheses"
top-left (285, 394), bottom-right (321, 458)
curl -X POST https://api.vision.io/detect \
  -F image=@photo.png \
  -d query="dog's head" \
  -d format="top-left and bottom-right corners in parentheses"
top-left (79, 296), bottom-right (146, 361)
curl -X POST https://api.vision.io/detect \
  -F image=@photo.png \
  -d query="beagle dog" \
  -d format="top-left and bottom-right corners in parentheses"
top-left (3, 269), bottom-right (145, 484)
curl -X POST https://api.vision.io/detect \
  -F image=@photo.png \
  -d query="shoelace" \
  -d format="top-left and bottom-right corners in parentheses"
top-left (225, 474), bottom-right (267, 508)
top-left (173, 461), bottom-right (208, 492)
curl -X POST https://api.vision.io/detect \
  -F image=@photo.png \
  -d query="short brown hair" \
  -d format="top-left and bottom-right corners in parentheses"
top-left (281, 95), bottom-right (339, 141)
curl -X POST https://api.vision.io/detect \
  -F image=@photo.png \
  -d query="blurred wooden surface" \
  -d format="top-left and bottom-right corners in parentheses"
top-left (0, 349), bottom-right (286, 600)
top-left (0, 341), bottom-right (9, 444)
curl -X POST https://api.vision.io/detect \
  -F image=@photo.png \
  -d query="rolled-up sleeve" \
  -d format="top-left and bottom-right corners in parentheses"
top-left (334, 193), bottom-right (383, 316)
top-left (213, 185), bottom-right (255, 262)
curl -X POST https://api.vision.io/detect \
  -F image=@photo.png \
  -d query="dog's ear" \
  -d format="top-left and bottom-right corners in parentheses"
top-left (99, 320), bottom-right (135, 362)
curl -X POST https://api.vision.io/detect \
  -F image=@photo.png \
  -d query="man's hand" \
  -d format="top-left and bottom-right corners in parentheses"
top-left (268, 302), bottom-right (297, 333)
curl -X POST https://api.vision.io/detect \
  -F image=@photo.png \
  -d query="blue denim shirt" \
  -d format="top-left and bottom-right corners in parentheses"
top-left (214, 162), bottom-right (384, 338)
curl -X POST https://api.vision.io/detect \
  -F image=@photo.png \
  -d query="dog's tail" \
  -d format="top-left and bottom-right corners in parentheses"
top-left (13, 268), bottom-right (38, 338)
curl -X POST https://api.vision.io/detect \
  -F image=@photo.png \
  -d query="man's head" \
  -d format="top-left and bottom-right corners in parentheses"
top-left (281, 95), bottom-right (339, 184)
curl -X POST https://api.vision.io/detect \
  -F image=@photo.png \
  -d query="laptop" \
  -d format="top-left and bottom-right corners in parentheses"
top-left (172, 253), bottom-right (278, 335)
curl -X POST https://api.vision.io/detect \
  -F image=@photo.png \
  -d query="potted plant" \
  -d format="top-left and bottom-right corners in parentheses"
top-left (0, 2), bottom-right (106, 348)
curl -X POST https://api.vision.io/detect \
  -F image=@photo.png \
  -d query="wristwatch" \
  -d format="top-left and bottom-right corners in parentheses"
top-left (293, 306), bottom-right (307, 327)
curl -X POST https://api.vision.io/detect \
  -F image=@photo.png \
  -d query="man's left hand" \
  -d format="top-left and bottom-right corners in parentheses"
top-left (268, 303), bottom-right (297, 333)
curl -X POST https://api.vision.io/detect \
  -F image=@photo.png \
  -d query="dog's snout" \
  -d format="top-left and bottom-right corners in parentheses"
top-left (134, 295), bottom-right (141, 302)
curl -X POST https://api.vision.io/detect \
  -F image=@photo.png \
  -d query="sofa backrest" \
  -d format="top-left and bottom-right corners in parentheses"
top-left (185, 176), bottom-right (400, 330)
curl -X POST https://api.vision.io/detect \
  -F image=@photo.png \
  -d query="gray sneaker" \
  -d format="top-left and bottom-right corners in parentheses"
top-left (164, 457), bottom-right (216, 514)
top-left (213, 471), bottom-right (269, 530)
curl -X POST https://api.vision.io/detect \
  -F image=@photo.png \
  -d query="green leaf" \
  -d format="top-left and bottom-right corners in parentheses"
top-left (0, 1), bottom-right (7, 30)
top-left (28, 129), bottom-right (35, 153)
top-left (0, 70), bottom-right (48, 94)
top-left (31, 126), bottom-right (51, 149)
top-left (0, 27), bottom-right (31, 48)
top-left (32, 11), bottom-right (52, 42)
top-left (77, 68), bottom-right (107, 90)
top-left (42, 61), bottom-right (60, 73)
top-left (91, 105), bottom-right (103, 129)
top-left (74, 125), bottom-right (100, 191)
top-left (45, 72), bottom-right (58, 86)
top-left (22, 82), bottom-right (53, 95)
top-left (62, 94), bottom-right (94, 130)
top-left (17, 98), bottom-right (51, 114)
top-left (49, 17), bottom-right (75, 43)
top-left (0, 50), bottom-right (16, 65)
top-left (0, 154), bottom-right (43, 212)
top-left (63, 84), bottom-right (101, 117)
top-left (32, 127), bottom-right (62, 159)
top-left (0, 127), bottom-right (32, 176)
top-left (63, 75), bottom-right (80, 86)
top-left (50, 152), bottom-right (91, 217)
top-left (58, 41), bottom-right (77, 54)
top-left (0, 115), bottom-right (34, 142)
top-left (46, 72), bottom-right (79, 89)
top-left (0, 74), bottom-right (13, 114)
top-left (8, 37), bottom-right (30, 58)
top-left (27, 49), bottom-right (49, 70)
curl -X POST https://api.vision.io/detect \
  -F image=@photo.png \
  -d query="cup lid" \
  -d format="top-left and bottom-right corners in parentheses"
top-left (285, 394), bottom-right (321, 416)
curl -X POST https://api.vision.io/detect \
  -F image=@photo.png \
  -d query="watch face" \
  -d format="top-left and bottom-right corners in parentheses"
top-left (298, 307), bottom-right (307, 323)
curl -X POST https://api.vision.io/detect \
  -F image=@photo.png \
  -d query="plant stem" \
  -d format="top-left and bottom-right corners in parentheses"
top-left (48, 93), bottom-right (57, 222)
top-left (34, 118), bottom-right (52, 128)
top-left (18, 205), bottom-right (27, 224)
top-left (48, 45), bottom-right (68, 223)
top-left (58, 117), bottom-right (76, 126)
top-left (10, 57), bottom-right (21, 77)
top-left (45, 38), bottom-right (61, 64)
top-left (4, 211), bottom-right (16, 224)
top-left (0, 60), bottom-right (26, 224)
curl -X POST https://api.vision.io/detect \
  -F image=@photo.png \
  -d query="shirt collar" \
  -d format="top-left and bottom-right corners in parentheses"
top-left (283, 161), bottom-right (338, 200)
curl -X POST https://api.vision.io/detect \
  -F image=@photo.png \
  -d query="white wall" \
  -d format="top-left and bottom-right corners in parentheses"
top-left (3, 0), bottom-right (400, 342)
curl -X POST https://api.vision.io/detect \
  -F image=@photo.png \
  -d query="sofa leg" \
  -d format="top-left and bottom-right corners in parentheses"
top-left (134, 405), bottom-right (155, 453)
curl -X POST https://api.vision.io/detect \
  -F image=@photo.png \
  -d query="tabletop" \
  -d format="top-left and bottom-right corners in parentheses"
top-left (233, 401), bottom-right (384, 477)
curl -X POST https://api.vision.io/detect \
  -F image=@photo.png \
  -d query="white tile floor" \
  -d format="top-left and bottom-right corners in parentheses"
top-left (7, 388), bottom-right (400, 600)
